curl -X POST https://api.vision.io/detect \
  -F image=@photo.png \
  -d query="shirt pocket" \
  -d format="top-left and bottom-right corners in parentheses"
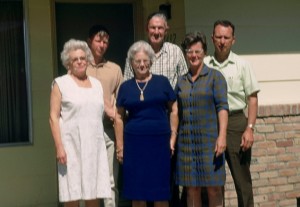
top-left (227, 74), bottom-right (243, 92)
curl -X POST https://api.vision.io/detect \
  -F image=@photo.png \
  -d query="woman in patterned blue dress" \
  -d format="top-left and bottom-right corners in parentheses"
top-left (175, 32), bottom-right (229, 207)
top-left (114, 40), bottom-right (178, 207)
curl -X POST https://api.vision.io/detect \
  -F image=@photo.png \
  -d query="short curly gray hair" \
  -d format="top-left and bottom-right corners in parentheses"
top-left (60, 39), bottom-right (94, 69)
top-left (127, 40), bottom-right (155, 67)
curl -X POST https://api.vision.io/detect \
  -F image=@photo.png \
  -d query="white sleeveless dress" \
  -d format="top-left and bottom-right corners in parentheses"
top-left (53, 74), bottom-right (111, 202)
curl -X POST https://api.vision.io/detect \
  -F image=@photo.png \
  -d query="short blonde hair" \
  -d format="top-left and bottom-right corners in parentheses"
top-left (60, 39), bottom-right (94, 69)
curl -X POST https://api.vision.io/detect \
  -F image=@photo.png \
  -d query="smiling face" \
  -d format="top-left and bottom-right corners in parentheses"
top-left (131, 50), bottom-right (151, 80)
top-left (68, 49), bottom-right (87, 78)
top-left (185, 42), bottom-right (205, 70)
top-left (147, 16), bottom-right (167, 49)
top-left (212, 24), bottom-right (235, 61)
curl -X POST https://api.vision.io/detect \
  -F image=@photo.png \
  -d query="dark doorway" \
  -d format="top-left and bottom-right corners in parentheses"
top-left (55, 2), bottom-right (134, 75)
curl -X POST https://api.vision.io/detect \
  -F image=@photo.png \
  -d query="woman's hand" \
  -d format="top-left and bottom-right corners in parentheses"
top-left (56, 146), bottom-right (67, 165)
top-left (114, 107), bottom-right (125, 164)
top-left (215, 135), bottom-right (226, 157)
top-left (116, 148), bottom-right (123, 164)
top-left (170, 131), bottom-right (177, 156)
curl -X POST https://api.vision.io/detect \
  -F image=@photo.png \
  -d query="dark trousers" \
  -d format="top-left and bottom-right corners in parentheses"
top-left (225, 112), bottom-right (254, 207)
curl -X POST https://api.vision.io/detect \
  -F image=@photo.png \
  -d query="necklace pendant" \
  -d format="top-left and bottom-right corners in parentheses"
top-left (140, 92), bottom-right (144, 101)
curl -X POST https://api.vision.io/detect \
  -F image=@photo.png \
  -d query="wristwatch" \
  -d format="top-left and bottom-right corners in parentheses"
top-left (247, 124), bottom-right (254, 130)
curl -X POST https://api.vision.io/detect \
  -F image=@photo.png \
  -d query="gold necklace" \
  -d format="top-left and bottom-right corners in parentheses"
top-left (135, 77), bottom-right (150, 101)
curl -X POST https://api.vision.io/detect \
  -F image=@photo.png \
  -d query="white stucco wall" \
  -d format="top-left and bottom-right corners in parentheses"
top-left (184, 0), bottom-right (300, 105)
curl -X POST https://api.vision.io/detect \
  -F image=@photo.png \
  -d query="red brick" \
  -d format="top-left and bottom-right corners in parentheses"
top-left (225, 198), bottom-right (238, 207)
top-left (224, 183), bottom-right (235, 191)
top-left (279, 169), bottom-right (297, 177)
top-left (254, 133), bottom-right (266, 141)
top-left (287, 146), bottom-right (300, 153)
top-left (295, 183), bottom-right (300, 190)
top-left (254, 194), bottom-right (268, 203)
top-left (294, 138), bottom-right (300, 145)
top-left (255, 140), bottom-right (276, 148)
top-left (279, 199), bottom-right (297, 206)
top-left (286, 190), bottom-right (300, 198)
top-left (287, 161), bottom-right (300, 168)
top-left (265, 132), bottom-right (284, 140)
top-left (269, 177), bottom-right (288, 185)
top-left (260, 171), bottom-right (278, 178)
top-left (250, 172), bottom-right (260, 180)
top-left (251, 164), bottom-right (267, 172)
top-left (226, 107), bottom-right (300, 206)
top-left (290, 104), bottom-right (300, 114)
top-left (267, 147), bottom-right (285, 155)
top-left (252, 178), bottom-right (269, 188)
top-left (252, 148), bottom-right (267, 156)
top-left (276, 139), bottom-right (293, 147)
top-left (293, 123), bottom-right (300, 130)
top-left (284, 116), bottom-right (300, 123)
top-left (267, 162), bottom-right (286, 170)
top-left (224, 190), bottom-right (237, 199)
top-left (264, 117), bottom-right (283, 124)
top-left (288, 175), bottom-right (300, 184)
top-left (257, 186), bottom-right (276, 194)
top-left (276, 184), bottom-right (294, 192)
top-left (256, 118), bottom-right (265, 124)
top-left (268, 192), bottom-right (286, 201)
top-left (256, 125), bottom-right (275, 133)
top-left (275, 124), bottom-right (295, 131)
top-left (259, 202), bottom-right (277, 207)
top-left (277, 154), bottom-right (297, 162)
top-left (285, 132), bottom-right (300, 139)
top-left (258, 155), bottom-right (277, 163)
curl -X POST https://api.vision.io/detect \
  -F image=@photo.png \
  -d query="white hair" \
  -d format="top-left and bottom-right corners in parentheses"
top-left (60, 39), bottom-right (94, 69)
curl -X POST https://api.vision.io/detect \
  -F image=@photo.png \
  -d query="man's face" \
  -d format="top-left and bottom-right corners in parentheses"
top-left (212, 25), bottom-right (235, 56)
top-left (89, 33), bottom-right (109, 59)
top-left (147, 16), bottom-right (167, 46)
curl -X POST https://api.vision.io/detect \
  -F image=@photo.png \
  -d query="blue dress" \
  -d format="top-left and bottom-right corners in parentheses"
top-left (116, 74), bottom-right (176, 201)
top-left (175, 65), bottom-right (228, 187)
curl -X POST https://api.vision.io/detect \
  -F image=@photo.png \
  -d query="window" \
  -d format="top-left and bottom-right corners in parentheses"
top-left (0, 0), bottom-right (31, 145)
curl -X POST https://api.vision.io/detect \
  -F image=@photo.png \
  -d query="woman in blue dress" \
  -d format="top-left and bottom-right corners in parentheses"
top-left (176, 32), bottom-right (229, 207)
top-left (114, 40), bottom-right (178, 207)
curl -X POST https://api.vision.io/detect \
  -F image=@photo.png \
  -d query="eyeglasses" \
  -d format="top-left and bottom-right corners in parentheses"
top-left (133, 59), bottom-right (150, 66)
top-left (71, 56), bottom-right (87, 64)
top-left (185, 49), bottom-right (204, 55)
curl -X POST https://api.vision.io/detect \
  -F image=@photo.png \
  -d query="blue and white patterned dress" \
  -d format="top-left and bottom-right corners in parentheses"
top-left (175, 65), bottom-right (228, 186)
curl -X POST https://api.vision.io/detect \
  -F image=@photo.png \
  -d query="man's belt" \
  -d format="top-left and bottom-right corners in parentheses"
top-left (229, 109), bottom-right (244, 116)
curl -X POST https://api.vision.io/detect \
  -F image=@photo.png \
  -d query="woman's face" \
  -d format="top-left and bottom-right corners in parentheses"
top-left (131, 50), bottom-right (151, 78)
top-left (185, 42), bottom-right (205, 69)
top-left (68, 49), bottom-right (87, 77)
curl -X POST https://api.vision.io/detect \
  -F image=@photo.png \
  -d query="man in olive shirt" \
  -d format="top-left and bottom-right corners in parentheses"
top-left (86, 25), bottom-right (123, 207)
top-left (204, 20), bottom-right (260, 207)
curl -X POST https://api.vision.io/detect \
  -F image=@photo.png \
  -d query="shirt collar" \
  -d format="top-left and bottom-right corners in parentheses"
top-left (186, 64), bottom-right (210, 82)
top-left (153, 42), bottom-right (167, 58)
top-left (90, 58), bottom-right (107, 68)
top-left (209, 51), bottom-right (235, 67)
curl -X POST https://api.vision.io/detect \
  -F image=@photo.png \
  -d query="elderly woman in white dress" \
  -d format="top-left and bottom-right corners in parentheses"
top-left (49, 39), bottom-right (111, 207)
